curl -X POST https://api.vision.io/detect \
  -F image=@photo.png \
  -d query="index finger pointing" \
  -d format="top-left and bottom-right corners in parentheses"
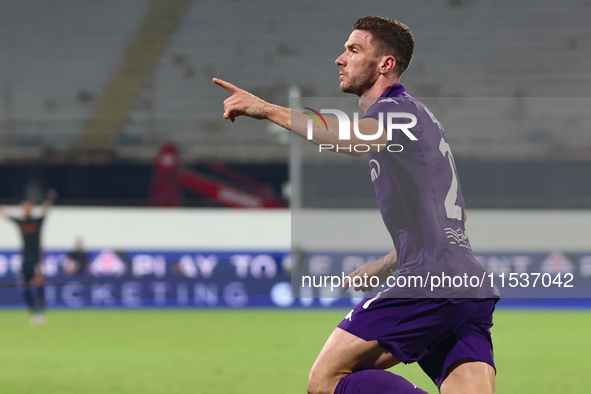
top-left (212, 77), bottom-right (240, 94)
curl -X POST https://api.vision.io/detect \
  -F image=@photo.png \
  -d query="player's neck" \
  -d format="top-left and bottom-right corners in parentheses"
top-left (359, 76), bottom-right (400, 112)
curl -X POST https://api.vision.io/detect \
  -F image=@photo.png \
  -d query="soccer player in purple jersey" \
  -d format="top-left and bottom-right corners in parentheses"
top-left (214, 16), bottom-right (498, 394)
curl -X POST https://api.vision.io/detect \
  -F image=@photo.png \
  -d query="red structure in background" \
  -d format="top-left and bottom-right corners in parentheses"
top-left (148, 144), bottom-right (287, 208)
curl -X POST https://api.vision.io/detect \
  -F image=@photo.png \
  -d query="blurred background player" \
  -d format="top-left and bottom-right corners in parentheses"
top-left (0, 189), bottom-right (57, 325)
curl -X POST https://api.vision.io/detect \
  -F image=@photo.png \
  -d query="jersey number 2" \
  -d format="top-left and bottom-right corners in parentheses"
top-left (438, 138), bottom-right (463, 221)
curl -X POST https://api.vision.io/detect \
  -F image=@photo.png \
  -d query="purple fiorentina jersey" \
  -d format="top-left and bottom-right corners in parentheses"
top-left (364, 84), bottom-right (497, 299)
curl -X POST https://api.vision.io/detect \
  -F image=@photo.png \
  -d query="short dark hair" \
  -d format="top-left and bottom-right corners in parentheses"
top-left (352, 16), bottom-right (414, 76)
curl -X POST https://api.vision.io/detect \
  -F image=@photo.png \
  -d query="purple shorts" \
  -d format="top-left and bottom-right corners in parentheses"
top-left (337, 290), bottom-right (496, 388)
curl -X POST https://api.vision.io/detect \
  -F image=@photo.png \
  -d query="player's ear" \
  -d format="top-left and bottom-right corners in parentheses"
top-left (379, 55), bottom-right (396, 75)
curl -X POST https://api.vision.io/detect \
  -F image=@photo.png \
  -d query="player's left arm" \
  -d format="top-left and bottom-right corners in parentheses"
top-left (342, 249), bottom-right (398, 292)
top-left (213, 78), bottom-right (385, 155)
top-left (41, 189), bottom-right (58, 217)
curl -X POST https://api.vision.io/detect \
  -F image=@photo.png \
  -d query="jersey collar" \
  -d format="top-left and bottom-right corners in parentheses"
top-left (381, 83), bottom-right (409, 98)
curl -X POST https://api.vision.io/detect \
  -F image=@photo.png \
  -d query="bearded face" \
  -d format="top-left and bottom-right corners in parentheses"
top-left (336, 30), bottom-right (381, 97)
top-left (339, 58), bottom-right (380, 96)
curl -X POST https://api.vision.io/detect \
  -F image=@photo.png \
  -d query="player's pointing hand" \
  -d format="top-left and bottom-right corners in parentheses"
top-left (212, 77), bottom-right (240, 94)
top-left (213, 78), bottom-right (270, 122)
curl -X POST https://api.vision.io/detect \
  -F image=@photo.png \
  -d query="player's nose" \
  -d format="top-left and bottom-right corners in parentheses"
top-left (335, 52), bottom-right (345, 66)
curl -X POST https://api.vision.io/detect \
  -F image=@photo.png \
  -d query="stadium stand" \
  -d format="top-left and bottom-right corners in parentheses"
top-left (0, 1), bottom-right (149, 154)
top-left (1, 0), bottom-right (591, 207)
top-left (2, 0), bottom-right (590, 162)
top-left (118, 0), bottom-right (591, 161)
top-left (72, 0), bottom-right (191, 152)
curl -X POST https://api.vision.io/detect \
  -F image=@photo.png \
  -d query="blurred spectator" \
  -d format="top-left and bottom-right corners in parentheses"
top-left (64, 238), bottom-right (89, 275)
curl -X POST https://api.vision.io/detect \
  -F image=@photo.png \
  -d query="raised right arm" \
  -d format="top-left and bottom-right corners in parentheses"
top-left (213, 78), bottom-right (385, 155)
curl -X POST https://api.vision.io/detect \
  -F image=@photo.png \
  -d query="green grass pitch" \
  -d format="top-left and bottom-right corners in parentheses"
top-left (0, 309), bottom-right (589, 393)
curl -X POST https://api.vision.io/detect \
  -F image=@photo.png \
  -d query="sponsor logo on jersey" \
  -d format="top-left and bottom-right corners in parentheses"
top-left (344, 309), bottom-right (353, 321)
top-left (369, 159), bottom-right (381, 182)
top-left (445, 227), bottom-right (471, 248)
top-left (378, 98), bottom-right (399, 104)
